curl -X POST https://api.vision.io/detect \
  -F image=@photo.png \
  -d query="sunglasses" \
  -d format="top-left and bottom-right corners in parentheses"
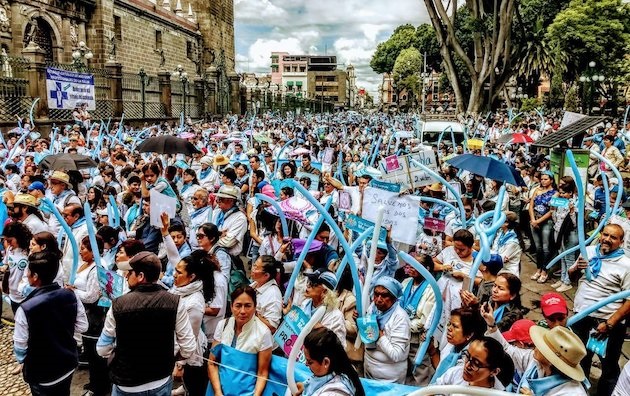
top-left (196, 233), bottom-right (207, 240)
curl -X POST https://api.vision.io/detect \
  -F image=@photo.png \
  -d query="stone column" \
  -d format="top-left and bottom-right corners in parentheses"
top-left (21, 44), bottom-right (48, 119)
top-left (158, 70), bottom-right (172, 117)
top-left (228, 72), bottom-right (241, 115)
top-left (194, 76), bottom-right (204, 119)
top-left (205, 66), bottom-right (217, 116)
top-left (105, 61), bottom-right (123, 117)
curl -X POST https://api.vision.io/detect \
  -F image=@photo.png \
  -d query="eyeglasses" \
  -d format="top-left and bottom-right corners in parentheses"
top-left (196, 233), bottom-right (207, 240)
top-left (462, 350), bottom-right (490, 371)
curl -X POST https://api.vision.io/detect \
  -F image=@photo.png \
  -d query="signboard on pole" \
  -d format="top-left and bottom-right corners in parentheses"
top-left (379, 150), bottom-right (438, 190)
top-left (46, 67), bottom-right (96, 110)
top-left (362, 187), bottom-right (418, 244)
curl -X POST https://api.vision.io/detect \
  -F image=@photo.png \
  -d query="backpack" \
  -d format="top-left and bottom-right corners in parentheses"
top-left (215, 246), bottom-right (249, 299)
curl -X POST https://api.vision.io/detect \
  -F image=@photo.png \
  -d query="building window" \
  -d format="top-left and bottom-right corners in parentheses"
top-left (283, 66), bottom-right (290, 72)
top-left (186, 41), bottom-right (193, 60)
top-left (155, 31), bottom-right (162, 50)
top-left (114, 16), bottom-right (122, 41)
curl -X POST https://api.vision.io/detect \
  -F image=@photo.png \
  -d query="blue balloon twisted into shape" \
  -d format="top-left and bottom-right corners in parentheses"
top-left (40, 198), bottom-right (79, 284)
top-left (334, 225), bottom-right (373, 284)
top-left (107, 195), bottom-right (121, 229)
top-left (282, 196), bottom-right (333, 306)
top-left (286, 180), bottom-right (364, 314)
top-left (335, 151), bottom-right (347, 186)
top-left (567, 289), bottom-right (630, 327)
top-left (368, 135), bottom-right (383, 167)
top-left (83, 202), bottom-right (103, 270)
top-left (399, 251), bottom-right (443, 368)
top-left (546, 149), bottom-right (621, 272)
top-left (254, 193), bottom-right (288, 237)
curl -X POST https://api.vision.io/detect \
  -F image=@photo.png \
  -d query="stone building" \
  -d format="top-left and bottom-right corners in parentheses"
top-left (0, 0), bottom-right (239, 122)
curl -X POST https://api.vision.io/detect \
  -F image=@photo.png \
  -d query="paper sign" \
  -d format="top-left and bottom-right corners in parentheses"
top-left (296, 171), bottom-right (320, 191)
top-left (150, 189), bottom-right (177, 228)
top-left (345, 214), bottom-right (387, 242)
top-left (550, 197), bottom-right (570, 208)
top-left (445, 182), bottom-right (462, 202)
top-left (424, 217), bottom-right (446, 232)
top-left (338, 191), bottom-right (352, 211)
top-left (379, 149), bottom-right (439, 189)
top-left (322, 148), bottom-right (334, 164)
top-left (385, 155), bottom-right (402, 172)
top-left (370, 179), bottom-right (401, 193)
top-left (96, 266), bottom-right (124, 307)
top-left (362, 187), bottom-right (419, 244)
top-left (273, 306), bottom-right (310, 363)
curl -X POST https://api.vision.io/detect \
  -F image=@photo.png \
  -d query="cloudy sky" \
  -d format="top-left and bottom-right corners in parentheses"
top-left (233, 0), bottom-right (429, 99)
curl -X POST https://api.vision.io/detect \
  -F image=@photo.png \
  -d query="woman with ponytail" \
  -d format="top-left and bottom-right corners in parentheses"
top-left (296, 327), bottom-right (366, 396)
top-left (250, 254), bottom-right (284, 333)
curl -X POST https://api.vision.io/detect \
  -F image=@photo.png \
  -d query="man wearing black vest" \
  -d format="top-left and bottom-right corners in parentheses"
top-left (97, 251), bottom-right (196, 395)
top-left (13, 251), bottom-right (88, 396)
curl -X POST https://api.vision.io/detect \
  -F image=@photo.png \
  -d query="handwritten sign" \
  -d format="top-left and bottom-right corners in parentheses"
top-left (379, 149), bottom-right (438, 189)
top-left (370, 179), bottom-right (401, 193)
top-left (424, 217), bottom-right (446, 232)
top-left (345, 214), bottom-right (387, 242)
top-left (362, 187), bottom-right (418, 244)
top-left (296, 171), bottom-right (320, 191)
top-left (273, 306), bottom-right (310, 363)
top-left (322, 148), bottom-right (334, 164)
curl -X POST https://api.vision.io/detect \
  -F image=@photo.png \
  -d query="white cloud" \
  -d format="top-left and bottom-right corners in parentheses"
top-left (234, 0), bottom-right (288, 21)
top-left (240, 38), bottom-right (306, 72)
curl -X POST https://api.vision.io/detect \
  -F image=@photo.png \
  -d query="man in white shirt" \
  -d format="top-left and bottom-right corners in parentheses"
top-left (60, 204), bottom-right (89, 284)
top-left (569, 224), bottom-right (630, 396)
top-left (11, 193), bottom-right (48, 234)
top-left (47, 171), bottom-right (82, 236)
top-left (212, 185), bottom-right (248, 256)
top-left (187, 188), bottom-right (213, 249)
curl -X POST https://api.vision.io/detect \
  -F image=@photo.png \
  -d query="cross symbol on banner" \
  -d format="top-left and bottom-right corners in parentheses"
top-left (50, 82), bottom-right (68, 108)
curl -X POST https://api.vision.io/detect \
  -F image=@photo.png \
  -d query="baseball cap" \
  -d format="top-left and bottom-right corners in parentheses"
top-left (481, 254), bottom-right (504, 275)
top-left (305, 268), bottom-right (338, 290)
top-left (540, 292), bottom-right (568, 317)
top-left (502, 319), bottom-right (535, 344)
top-left (28, 181), bottom-right (46, 192)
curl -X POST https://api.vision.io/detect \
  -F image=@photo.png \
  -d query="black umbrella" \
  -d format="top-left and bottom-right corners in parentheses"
top-left (38, 153), bottom-right (98, 171)
top-left (137, 135), bottom-right (200, 155)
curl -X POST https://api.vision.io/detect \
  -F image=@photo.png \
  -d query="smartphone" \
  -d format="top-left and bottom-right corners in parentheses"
top-left (461, 275), bottom-right (471, 291)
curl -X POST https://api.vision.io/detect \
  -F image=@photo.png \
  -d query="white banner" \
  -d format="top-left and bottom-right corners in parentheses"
top-left (362, 187), bottom-right (418, 244)
top-left (379, 149), bottom-right (438, 189)
top-left (46, 67), bottom-right (96, 110)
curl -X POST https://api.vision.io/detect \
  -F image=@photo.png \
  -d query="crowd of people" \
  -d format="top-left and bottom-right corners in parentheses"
top-left (1, 110), bottom-right (630, 396)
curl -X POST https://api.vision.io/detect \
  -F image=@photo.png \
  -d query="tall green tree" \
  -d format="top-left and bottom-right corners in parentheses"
top-left (370, 24), bottom-right (419, 74)
top-left (392, 47), bottom-right (423, 104)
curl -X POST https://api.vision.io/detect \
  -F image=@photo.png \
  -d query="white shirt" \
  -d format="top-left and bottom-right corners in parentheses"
top-left (212, 207), bottom-right (248, 256)
top-left (436, 365), bottom-right (505, 392)
top-left (202, 272), bottom-right (228, 340)
top-left (22, 214), bottom-right (48, 235)
top-left (252, 279), bottom-right (283, 330)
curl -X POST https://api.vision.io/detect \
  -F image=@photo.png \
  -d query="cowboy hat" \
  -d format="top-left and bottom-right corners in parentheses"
top-left (49, 171), bottom-right (73, 188)
top-left (213, 154), bottom-right (229, 166)
top-left (428, 182), bottom-right (443, 192)
top-left (13, 193), bottom-right (39, 208)
top-left (529, 325), bottom-right (586, 382)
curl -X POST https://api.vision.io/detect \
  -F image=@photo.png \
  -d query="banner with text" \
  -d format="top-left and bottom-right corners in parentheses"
top-left (362, 187), bottom-right (418, 244)
top-left (46, 67), bottom-right (96, 111)
top-left (379, 150), bottom-right (438, 190)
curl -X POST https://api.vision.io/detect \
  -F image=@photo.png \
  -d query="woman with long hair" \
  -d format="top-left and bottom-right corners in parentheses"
top-left (87, 185), bottom-right (104, 213)
top-left (486, 273), bottom-right (525, 332)
top-left (196, 222), bottom-right (231, 281)
top-left (180, 168), bottom-right (201, 215)
top-left (170, 250), bottom-right (216, 396)
top-left (208, 286), bottom-right (273, 396)
top-left (1, 222), bottom-right (32, 312)
top-left (550, 176), bottom-right (578, 293)
top-left (528, 171), bottom-right (556, 283)
top-left (297, 327), bottom-right (366, 396)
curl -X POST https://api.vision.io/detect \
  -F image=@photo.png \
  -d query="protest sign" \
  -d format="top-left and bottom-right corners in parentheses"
top-left (96, 267), bottom-right (124, 307)
top-left (296, 171), bottom-right (320, 191)
top-left (445, 181), bottom-right (462, 202)
top-left (150, 188), bottom-right (177, 227)
top-left (370, 179), bottom-right (401, 193)
top-left (379, 149), bottom-right (438, 190)
top-left (407, 149), bottom-right (439, 187)
top-left (46, 67), bottom-right (96, 110)
top-left (550, 197), bottom-right (570, 208)
top-left (345, 214), bottom-right (387, 242)
top-left (384, 155), bottom-right (402, 172)
top-left (322, 148), bottom-right (334, 164)
top-left (424, 217), bottom-right (446, 232)
top-left (362, 187), bottom-right (418, 244)
top-left (274, 306), bottom-right (310, 363)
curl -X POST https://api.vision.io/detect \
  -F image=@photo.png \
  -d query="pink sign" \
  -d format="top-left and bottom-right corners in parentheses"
top-left (424, 217), bottom-right (446, 232)
top-left (385, 155), bottom-right (402, 172)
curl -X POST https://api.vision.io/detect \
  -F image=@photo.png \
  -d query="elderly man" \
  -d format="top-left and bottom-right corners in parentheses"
top-left (60, 204), bottom-right (89, 284)
top-left (197, 156), bottom-right (220, 192)
top-left (569, 223), bottom-right (630, 396)
top-left (363, 276), bottom-right (411, 384)
top-left (97, 252), bottom-right (196, 395)
top-left (47, 171), bottom-right (81, 235)
top-left (188, 188), bottom-right (213, 249)
top-left (211, 185), bottom-right (248, 256)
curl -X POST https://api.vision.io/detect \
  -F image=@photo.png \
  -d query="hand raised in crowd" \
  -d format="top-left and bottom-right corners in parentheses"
top-left (480, 301), bottom-right (496, 328)
top-left (160, 212), bottom-right (170, 236)
top-left (459, 290), bottom-right (478, 307)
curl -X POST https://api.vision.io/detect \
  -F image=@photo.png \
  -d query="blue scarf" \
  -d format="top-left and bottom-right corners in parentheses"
top-left (125, 204), bottom-right (140, 232)
top-left (190, 206), bottom-right (210, 220)
top-left (498, 229), bottom-right (517, 246)
top-left (181, 182), bottom-right (192, 193)
top-left (430, 347), bottom-right (463, 384)
top-left (303, 373), bottom-right (355, 396)
top-left (588, 245), bottom-right (625, 279)
top-left (53, 189), bottom-right (72, 204)
top-left (454, 216), bottom-right (475, 230)
top-left (518, 363), bottom-right (570, 395)
top-left (400, 280), bottom-right (428, 318)
top-left (200, 167), bottom-right (212, 180)
top-left (493, 303), bottom-right (508, 323)
top-left (71, 217), bottom-right (86, 230)
top-left (375, 301), bottom-right (398, 329)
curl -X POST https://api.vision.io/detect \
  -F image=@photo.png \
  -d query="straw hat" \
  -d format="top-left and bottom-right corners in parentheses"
top-left (13, 193), bottom-right (38, 208)
top-left (213, 154), bottom-right (229, 166)
top-left (428, 182), bottom-right (443, 192)
top-left (529, 325), bottom-right (586, 382)
top-left (49, 171), bottom-right (73, 188)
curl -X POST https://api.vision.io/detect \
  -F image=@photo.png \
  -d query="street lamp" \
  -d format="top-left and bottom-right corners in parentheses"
top-left (579, 61), bottom-right (606, 115)
top-left (72, 41), bottom-right (93, 71)
top-left (172, 65), bottom-right (189, 119)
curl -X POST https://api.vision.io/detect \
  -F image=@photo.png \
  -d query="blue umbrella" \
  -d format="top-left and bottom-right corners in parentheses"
top-left (446, 153), bottom-right (526, 186)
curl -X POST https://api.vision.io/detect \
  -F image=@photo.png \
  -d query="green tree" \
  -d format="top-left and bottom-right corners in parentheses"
top-left (370, 24), bottom-right (419, 74)
top-left (392, 47), bottom-right (423, 101)
top-left (564, 85), bottom-right (579, 112)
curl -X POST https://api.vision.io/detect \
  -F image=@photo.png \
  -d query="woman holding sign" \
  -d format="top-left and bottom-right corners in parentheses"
top-left (208, 286), bottom-right (272, 396)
